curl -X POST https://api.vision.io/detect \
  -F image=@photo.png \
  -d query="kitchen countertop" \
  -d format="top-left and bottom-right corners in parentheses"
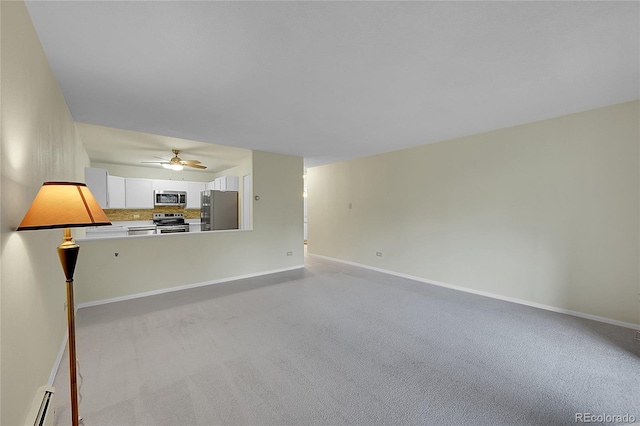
top-left (80, 220), bottom-right (243, 241)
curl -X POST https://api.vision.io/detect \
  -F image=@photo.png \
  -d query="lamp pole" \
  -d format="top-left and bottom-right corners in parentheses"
top-left (58, 228), bottom-right (80, 426)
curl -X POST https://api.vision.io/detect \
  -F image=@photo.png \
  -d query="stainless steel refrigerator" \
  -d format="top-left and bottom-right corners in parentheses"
top-left (200, 190), bottom-right (238, 231)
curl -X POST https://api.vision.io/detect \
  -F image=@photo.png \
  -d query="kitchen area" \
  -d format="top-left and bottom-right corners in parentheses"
top-left (83, 166), bottom-right (251, 239)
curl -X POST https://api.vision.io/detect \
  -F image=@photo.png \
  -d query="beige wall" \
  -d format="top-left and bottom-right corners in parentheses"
top-left (90, 162), bottom-right (217, 182)
top-left (0, 2), bottom-right (91, 424)
top-left (308, 101), bottom-right (640, 326)
top-left (74, 150), bottom-right (303, 304)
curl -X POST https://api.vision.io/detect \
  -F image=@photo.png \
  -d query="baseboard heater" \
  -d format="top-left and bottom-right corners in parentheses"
top-left (25, 385), bottom-right (55, 426)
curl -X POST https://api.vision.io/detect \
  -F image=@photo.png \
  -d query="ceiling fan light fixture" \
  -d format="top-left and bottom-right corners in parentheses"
top-left (142, 149), bottom-right (207, 170)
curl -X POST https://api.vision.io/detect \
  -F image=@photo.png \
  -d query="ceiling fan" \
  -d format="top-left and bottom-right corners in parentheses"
top-left (142, 149), bottom-right (207, 171)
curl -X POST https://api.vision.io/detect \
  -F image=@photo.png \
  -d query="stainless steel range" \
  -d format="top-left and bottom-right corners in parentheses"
top-left (153, 212), bottom-right (189, 233)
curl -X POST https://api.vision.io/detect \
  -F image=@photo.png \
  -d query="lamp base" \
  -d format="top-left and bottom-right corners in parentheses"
top-left (58, 228), bottom-right (79, 281)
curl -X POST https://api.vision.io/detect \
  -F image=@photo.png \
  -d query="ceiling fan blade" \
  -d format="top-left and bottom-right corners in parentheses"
top-left (143, 150), bottom-right (207, 170)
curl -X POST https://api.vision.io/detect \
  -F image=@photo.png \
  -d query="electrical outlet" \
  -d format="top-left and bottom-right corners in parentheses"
top-left (635, 331), bottom-right (640, 341)
top-left (376, 252), bottom-right (382, 257)
top-left (287, 251), bottom-right (293, 256)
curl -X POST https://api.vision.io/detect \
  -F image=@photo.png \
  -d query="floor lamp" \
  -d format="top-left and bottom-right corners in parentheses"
top-left (18, 182), bottom-right (111, 426)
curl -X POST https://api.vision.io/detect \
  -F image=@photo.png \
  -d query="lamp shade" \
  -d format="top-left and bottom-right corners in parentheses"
top-left (17, 182), bottom-right (112, 230)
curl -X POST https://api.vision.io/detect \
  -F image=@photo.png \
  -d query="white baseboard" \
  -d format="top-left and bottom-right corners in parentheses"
top-left (77, 265), bottom-right (305, 309)
top-left (309, 253), bottom-right (640, 330)
top-left (49, 331), bottom-right (68, 385)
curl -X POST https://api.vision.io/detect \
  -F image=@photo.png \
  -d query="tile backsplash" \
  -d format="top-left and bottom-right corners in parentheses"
top-left (103, 206), bottom-right (200, 221)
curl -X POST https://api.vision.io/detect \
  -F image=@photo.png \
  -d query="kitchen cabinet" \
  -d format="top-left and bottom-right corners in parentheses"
top-left (108, 176), bottom-right (126, 209)
top-left (227, 176), bottom-right (239, 191)
top-left (221, 176), bottom-right (239, 191)
top-left (209, 176), bottom-right (239, 192)
top-left (125, 178), bottom-right (154, 208)
top-left (85, 167), bottom-right (109, 209)
top-left (187, 182), bottom-right (206, 209)
top-left (86, 167), bottom-right (127, 209)
top-left (206, 179), bottom-right (220, 190)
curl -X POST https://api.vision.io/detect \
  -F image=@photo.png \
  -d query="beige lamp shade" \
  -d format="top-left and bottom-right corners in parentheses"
top-left (17, 182), bottom-right (111, 230)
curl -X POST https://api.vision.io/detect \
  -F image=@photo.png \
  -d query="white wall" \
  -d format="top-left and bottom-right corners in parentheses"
top-left (74, 150), bottom-right (303, 304)
top-left (0, 2), bottom-right (91, 424)
top-left (308, 101), bottom-right (640, 326)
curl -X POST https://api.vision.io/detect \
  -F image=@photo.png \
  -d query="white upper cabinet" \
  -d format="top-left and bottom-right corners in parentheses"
top-left (125, 178), bottom-right (154, 209)
top-left (85, 167), bottom-right (109, 209)
top-left (210, 176), bottom-right (239, 192)
top-left (226, 176), bottom-right (240, 191)
top-left (107, 176), bottom-right (126, 209)
top-left (86, 167), bottom-right (127, 209)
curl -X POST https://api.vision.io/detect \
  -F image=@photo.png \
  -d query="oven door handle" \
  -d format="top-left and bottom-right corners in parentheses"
top-left (157, 225), bottom-right (189, 233)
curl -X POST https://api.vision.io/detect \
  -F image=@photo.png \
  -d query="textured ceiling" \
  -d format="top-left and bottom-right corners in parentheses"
top-left (25, 1), bottom-right (639, 168)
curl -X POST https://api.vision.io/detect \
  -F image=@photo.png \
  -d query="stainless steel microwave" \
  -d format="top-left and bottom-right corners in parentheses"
top-left (154, 190), bottom-right (186, 207)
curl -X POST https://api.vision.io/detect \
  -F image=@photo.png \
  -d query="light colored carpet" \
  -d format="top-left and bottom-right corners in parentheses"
top-left (53, 254), bottom-right (640, 425)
